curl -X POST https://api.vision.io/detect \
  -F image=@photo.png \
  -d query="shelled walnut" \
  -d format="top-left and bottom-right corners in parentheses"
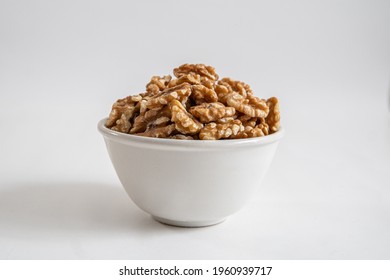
top-left (105, 63), bottom-right (280, 139)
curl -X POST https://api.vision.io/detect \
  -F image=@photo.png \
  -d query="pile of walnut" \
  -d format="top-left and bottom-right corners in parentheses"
top-left (105, 64), bottom-right (280, 140)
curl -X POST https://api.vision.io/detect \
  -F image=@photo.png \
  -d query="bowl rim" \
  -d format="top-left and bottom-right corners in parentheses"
top-left (98, 118), bottom-right (284, 148)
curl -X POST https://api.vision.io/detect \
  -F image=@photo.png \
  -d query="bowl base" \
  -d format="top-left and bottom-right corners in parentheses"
top-left (152, 216), bottom-right (226, 228)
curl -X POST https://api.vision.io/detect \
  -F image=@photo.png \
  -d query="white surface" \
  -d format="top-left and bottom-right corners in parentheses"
top-left (0, 0), bottom-right (390, 259)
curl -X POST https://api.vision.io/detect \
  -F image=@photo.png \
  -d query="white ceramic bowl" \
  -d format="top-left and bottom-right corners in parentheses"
top-left (98, 118), bottom-right (284, 227)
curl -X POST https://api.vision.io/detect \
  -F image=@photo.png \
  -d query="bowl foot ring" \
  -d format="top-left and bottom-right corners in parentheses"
top-left (152, 216), bottom-right (226, 228)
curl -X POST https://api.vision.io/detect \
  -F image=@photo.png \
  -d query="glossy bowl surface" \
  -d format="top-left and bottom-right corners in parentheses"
top-left (98, 118), bottom-right (284, 227)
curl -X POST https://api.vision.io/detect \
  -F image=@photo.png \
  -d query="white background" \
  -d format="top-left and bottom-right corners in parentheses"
top-left (0, 0), bottom-right (389, 259)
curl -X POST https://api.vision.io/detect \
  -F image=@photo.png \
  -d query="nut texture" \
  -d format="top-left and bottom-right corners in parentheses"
top-left (189, 102), bottom-right (236, 123)
top-left (191, 85), bottom-right (218, 104)
top-left (170, 100), bottom-right (203, 134)
top-left (168, 74), bottom-right (201, 88)
top-left (146, 84), bottom-right (191, 109)
top-left (136, 124), bottom-right (176, 138)
top-left (105, 96), bottom-right (138, 133)
top-left (265, 97), bottom-right (280, 133)
top-left (130, 106), bottom-right (171, 134)
top-left (225, 92), bottom-right (268, 118)
top-left (146, 75), bottom-right (172, 94)
top-left (219, 77), bottom-right (253, 98)
top-left (199, 119), bottom-right (244, 140)
top-left (170, 134), bottom-right (195, 140)
top-left (173, 64), bottom-right (219, 81)
top-left (105, 63), bottom-right (280, 139)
